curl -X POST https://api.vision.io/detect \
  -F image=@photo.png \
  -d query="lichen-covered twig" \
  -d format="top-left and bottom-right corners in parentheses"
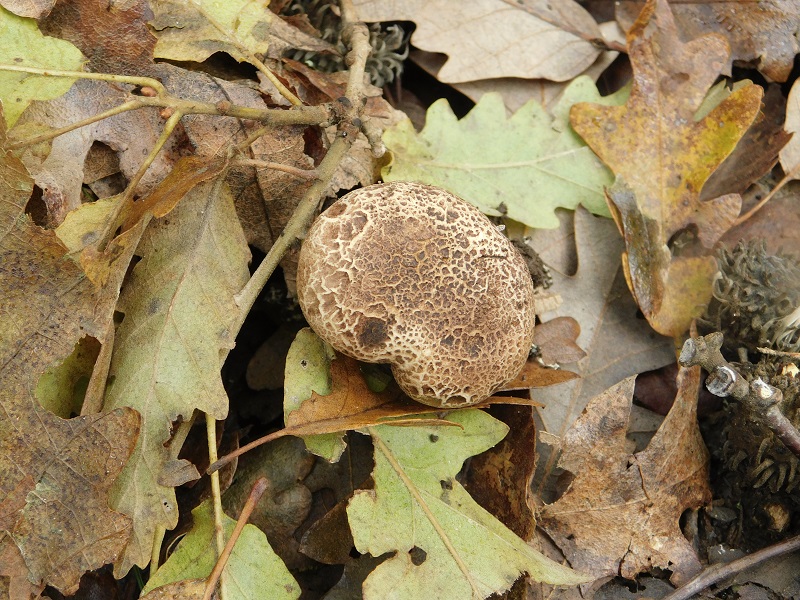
top-left (679, 333), bottom-right (800, 459)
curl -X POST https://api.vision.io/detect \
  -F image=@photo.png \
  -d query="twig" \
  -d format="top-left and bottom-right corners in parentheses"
top-left (231, 158), bottom-right (318, 180)
top-left (679, 333), bottom-right (800, 458)
top-left (7, 99), bottom-right (142, 150)
top-left (733, 159), bottom-right (800, 226)
top-left (662, 533), bottom-right (800, 600)
top-left (202, 477), bottom-right (269, 600)
top-left (0, 64), bottom-right (330, 151)
top-left (758, 346), bottom-right (800, 359)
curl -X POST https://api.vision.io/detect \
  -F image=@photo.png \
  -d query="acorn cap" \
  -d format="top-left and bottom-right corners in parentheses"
top-left (296, 181), bottom-right (536, 407)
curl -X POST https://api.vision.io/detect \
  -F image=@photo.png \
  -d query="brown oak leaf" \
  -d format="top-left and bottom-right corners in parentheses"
top-left (538, 368), bottom-right (710, 585)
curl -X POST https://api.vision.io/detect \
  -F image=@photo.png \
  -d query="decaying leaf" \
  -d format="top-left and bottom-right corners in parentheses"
top-left (353, 0), bottom-right (601, 83)
top-left (39, 0), bottom-right (157, 76)
top-left (539, 369), bottom-right (711, 584)
top-left (570, 0), bottom-right (762, 336)
top-left (0, 7), bottom-right (84, 127)
top-left (142, 500), bottom-right (300, 600)
top-left (0, 0), bottom-right (54, 19)
top-left (104, 180), bottom-right (251, 574)
top-left (463, 405), bottom-right (538, 541)
top-left (348, 411), bottom-right (590, 600)
top-left (283, 329), bottom-right (558, 465)
top-left (0, 120), bottom-right (139, 594)
top-left (618, 0), bottom-right (800, 83)
top-left (383, 78), bottom-right (625, 229)
top-left (222, 437), bottom-right (314, 570)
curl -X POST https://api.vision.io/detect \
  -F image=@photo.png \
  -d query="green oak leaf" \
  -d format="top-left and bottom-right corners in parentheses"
top-left (348, 410), bottom-right (589, 600)
top-left (142, 500), bottom-right (300, 600)
top-left (382, 76), bottom-right (628, 229)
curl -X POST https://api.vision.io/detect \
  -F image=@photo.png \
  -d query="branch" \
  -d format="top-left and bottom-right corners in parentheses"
top-left (228, 0), bottom-right (374, 345)
top-left (679, 333), bottom-right (800, 458)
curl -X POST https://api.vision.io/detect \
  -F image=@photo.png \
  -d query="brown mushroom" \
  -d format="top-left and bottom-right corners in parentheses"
top-left (296, 181), bottom-right (536, 408)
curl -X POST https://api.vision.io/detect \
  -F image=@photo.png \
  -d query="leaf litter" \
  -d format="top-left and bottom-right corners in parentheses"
top-left (1, 0), bottom-right (800, 598)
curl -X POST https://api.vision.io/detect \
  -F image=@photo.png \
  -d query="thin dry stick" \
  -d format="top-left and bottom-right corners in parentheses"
top-left (232, 158), bottom-right (318, 180)
top-left (202, 477), bottom-right (270, 600)
top-left (758, 346), bottom-right (800, 359)
top-left (662, 533), bottom-right (800, 600)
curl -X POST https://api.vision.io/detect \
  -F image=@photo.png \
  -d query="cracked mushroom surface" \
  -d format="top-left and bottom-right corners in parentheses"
top-left (296, 181), bottom-right (536, 407)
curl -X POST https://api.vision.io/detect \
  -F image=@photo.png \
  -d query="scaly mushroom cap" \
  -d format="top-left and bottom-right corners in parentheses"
top-left (296, 181), bottom-right (536, 407)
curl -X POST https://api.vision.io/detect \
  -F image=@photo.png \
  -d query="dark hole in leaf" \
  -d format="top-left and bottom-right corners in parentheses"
top-left (409, 546), bottom-right (427, 566)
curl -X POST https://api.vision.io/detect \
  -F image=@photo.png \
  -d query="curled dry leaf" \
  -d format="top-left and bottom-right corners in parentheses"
top-left (539, 368), bottom-right (711, 585)
top-left (618, 0), bottom-right (800, 83)
top-left (528, 208), bottom-right (674, 472)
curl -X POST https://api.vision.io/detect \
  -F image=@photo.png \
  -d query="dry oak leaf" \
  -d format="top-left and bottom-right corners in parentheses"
top-left (617, 1), bottom-right (800, 83)
top-left (539, 368), bottom-right (711, 585)
top-left (12, 78), bottom-right (181, 227)
top-left (352, 0), bottom-right (601, 84)
top-left (283, 328), bottom-right (554, 463)
top-left (570, 0), bottom-right (762, 337)
top-left (0, 129), bottom-right (139, 594)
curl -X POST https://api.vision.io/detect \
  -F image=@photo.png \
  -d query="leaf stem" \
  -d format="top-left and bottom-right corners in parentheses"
top-left (96, 109), bottom-right (184, 249)
top-left (8, 99), bottom-right (143, 150)
top-left (0, 64), bottom-right (166, 95)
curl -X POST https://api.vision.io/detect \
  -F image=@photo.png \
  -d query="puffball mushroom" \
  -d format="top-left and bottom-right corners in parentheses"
top-left (296, 181), bottom-right (536, 408)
